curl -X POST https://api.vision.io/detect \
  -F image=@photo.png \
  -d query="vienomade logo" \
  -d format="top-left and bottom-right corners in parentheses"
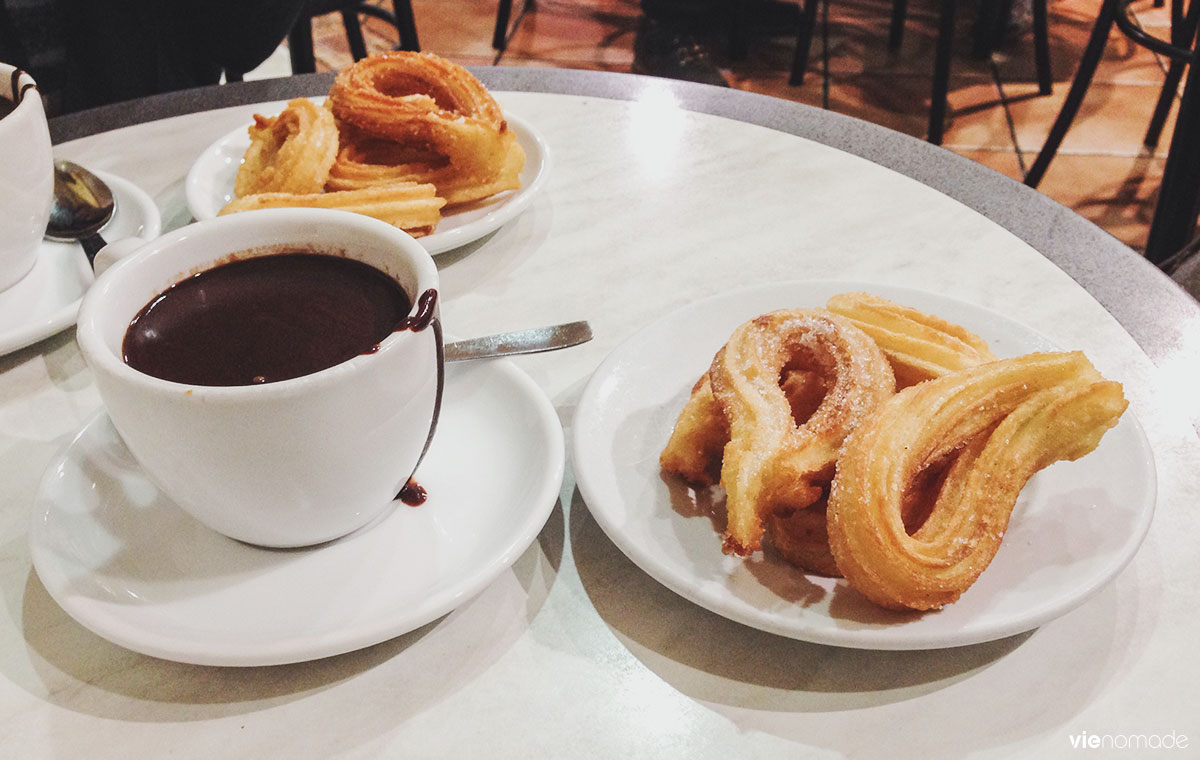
top-left (1068, 731), bottom-right (1190, 751)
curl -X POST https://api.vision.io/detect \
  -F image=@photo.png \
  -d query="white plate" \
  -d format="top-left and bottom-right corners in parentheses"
top-left (30, 359), bottom-right (564, 666)
top-left (185, 106), bottom-right (550, 255)
top-left (0, 171), bottom-right (161, 356)
top-left (572, 281), bottom-right (1156, 650)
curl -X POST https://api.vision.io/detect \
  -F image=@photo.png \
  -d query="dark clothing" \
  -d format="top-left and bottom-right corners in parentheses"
top-left (632, 0), bottom-right (800, 87)
top-left (633, 0), bottom-right (732, 87)
top-left (1, 0), bottom-right (306, 115)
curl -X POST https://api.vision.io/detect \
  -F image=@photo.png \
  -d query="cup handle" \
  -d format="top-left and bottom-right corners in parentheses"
top-left (92, 237), bottom-right (147, 277)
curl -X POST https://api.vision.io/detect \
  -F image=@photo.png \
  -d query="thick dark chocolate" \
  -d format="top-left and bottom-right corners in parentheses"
top-left (123, 253), bottom-right (412, 386)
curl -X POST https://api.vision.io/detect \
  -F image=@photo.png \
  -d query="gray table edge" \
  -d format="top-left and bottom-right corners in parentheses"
top-left (49, 67), bottom-right (1199, 380)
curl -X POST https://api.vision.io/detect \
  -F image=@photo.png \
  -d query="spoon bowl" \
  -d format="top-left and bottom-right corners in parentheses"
top-left (45, 160), bottom-right (116, 266)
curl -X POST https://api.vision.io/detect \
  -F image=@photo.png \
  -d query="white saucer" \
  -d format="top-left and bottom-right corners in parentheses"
top-left (572, 281), bottom-right (1157, 650)
top-left (186, 106), bottom-right (550, 255)
top-left (30, 359), bottom-right (564, 666)
top-left (0, 171), bottom-right (161, 356)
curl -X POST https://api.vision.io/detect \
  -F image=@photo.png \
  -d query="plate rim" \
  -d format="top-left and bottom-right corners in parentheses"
top-left (184, 105), bottom-right (550, 256)
top-left (571, 279), bottom-right (1157, 650)
top-left (29, 358), bottom-right (565, 666)
top-left (0, 171), bottom-right (162, 356)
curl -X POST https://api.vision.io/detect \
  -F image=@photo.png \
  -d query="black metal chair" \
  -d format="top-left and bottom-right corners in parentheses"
top-left (493, 0), bottom-right (537, 51)
top-left (786, 0), bottom-right (821, 87)
top-left (1024, 0), bottom-right (1200, 265)
top-left (926, 0), bottom-right (1051, 144)
top-left (786, 0), bottom-right (1052, 144)
top-left (288, 0), bottom-right (421, 74)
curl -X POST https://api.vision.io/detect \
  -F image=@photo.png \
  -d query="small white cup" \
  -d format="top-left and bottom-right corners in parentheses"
top-left (77, 208), bottom-right (444, 547)
top-left (0, 63), bottom-right (53, 292)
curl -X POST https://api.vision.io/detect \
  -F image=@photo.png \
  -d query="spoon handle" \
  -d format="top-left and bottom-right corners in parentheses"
top-left (81, 233), bottom-right (107, 269)
top-left (444, 321), bottom-right (593, 362)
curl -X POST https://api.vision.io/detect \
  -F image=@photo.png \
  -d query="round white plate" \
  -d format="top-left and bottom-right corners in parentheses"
top-left (0, 171), bottom-right (161, 356)
top-left (185, 106), bottom-right (550, 255)
top-left (30, 359), bottom-right (564, 666)
top-left (572, 281), bottom-right (1156, 650)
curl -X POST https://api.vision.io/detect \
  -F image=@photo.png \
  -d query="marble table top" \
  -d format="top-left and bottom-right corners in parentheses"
top-left (1, 68), bottom-right (1197, 758)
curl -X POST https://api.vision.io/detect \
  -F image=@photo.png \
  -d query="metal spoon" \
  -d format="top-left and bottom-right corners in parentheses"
top-left (405, 320), bottom-right (592, 495)
top-left (444, 320), bottom-right (593, 361)
top-left (44, 160), bottom-right (115, 267)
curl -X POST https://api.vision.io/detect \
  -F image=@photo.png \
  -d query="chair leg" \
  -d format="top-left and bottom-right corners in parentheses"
top-left (1144, 21), bottom-right (1200, 264)
top-left (494, 0), bottom-right (513, 50)
top-left (1032, 0), bottom-right (1052, 94)
top-left (790, 0), bottom-right (819, 85)
top-left (1024, 0), bottom-right (1120, 187)
top-left (288, 15), bottom-right (317, 74)
top-left (929, 0), bottom-right (957, 145)
top-left (352, 1), bottom-right (424, 51)
top-left (358, 2), bottom-right (421, 51)
top-left (1145, 59), bottom-right (1186, 147)
top-left (888, 0), bottom-right (909, 52)
top-left (392, 0), bottom-right (420, 50)
top-left (1145, 0), bottom-right (1199, 146)
top-left (340, 8), bottom-right (370, 60)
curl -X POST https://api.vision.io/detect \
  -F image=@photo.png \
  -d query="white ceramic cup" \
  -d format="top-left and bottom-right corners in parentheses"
top-left (0, 63), bottom-right (53, 292)
top-left (76, 208), bottom-right (444, 547)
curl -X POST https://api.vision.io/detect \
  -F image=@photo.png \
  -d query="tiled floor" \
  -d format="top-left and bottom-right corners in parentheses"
top-left (284, 0), bottom-right (1189, 252)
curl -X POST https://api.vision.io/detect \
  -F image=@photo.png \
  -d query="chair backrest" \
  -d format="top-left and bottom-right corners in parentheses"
top-left (289, 0), bottom-right (419, 75)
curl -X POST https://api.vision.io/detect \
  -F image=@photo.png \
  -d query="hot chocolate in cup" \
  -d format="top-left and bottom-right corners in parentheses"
top-left (0, 64), bottom-right (53, 292)
top-left (76, 208), bottom-right (444, 547)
